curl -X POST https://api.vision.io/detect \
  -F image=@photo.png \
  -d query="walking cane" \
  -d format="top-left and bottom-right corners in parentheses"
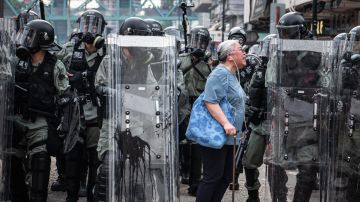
top-left (232, 133), bottom-right (237, 202)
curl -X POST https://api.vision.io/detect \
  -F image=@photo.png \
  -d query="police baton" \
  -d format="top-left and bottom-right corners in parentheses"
top-left (179, 1), bottom-right (194, 53)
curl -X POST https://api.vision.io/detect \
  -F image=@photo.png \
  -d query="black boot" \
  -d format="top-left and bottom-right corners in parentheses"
top-left (293, 165), bottom-right (316, 202)
top-left (246, 190), bottom-right (260, 202)
top-left (52, 154), bottom-right (66, 191)
top-left (10, 155), bottom-right (29, 202)
top-left (51, 174), bottom-right (66, 191)
top-left (244, 168), bottom-right (260, 202)
top-left (79, 145), bottom-right (88, 198)
top-left (30, 152), bottom-right (51, 202)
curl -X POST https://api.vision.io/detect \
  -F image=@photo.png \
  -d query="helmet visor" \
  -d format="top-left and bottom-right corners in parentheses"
top-left (229, 34), bottom-right (246, 45)
top-left (79, 15), bottom-right (104, 35)
top-left (122, 28), bottom-right (152, 36)
top-left (17, 26), bottom-right (38, 49)
top-left (277, 25), bottom-right (301, 39)
top-left (190, 32), bottom-right (210, 51)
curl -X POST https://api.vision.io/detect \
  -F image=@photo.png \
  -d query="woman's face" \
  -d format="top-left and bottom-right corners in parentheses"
top-left (231, 43), bottom-right (246, 69)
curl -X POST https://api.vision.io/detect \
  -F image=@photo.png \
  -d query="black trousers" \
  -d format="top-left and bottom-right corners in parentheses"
top-left (196, 145), bottom-right (234, 202)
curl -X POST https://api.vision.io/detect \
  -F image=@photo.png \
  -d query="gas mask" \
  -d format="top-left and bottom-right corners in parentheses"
top-left (16, 46), bottom-right (32, 61)
top-left (82, 32), bottom-right (105, 49)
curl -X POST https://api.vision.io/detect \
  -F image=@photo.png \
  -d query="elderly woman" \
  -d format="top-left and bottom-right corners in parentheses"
top-left (196, 40), bottom-right (247, 202)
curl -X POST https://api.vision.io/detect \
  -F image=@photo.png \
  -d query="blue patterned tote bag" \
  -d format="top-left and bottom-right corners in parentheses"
top-left (185, 93), bottom-right (234, 149)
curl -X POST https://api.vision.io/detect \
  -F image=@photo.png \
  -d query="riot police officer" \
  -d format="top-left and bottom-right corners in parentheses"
top-left (9, 10), bottom-right (40, 202)
top-left (14, 19), bottom-right (69, 201)
top-left (94, 17), bottom-right (153, 201)
top-left (178, 25), bottom-right (212, 196)
top-left (144, 18), bottom-right (164, 36)
top-left (240, 34), bottom-right (276, 202)
top-left (228, 26), bottom-right (247, 47)
top-left (144, 18), bottom-right (166, 81)
top-left (266, 12), bottom-right (322, 202)
top-left (333, 26), bottom-right (360, 201)
top-left (56, 9), bottom-right (107, 202)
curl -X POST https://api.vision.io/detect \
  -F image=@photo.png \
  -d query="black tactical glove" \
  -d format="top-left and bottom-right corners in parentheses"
top-left (247, 106), bottom-right (263, 126)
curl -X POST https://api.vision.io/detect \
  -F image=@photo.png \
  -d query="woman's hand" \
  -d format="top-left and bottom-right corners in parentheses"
top-left (223, 122), bottom-right (237, 136)
top-left (205, 101), bottom-right (237, 136)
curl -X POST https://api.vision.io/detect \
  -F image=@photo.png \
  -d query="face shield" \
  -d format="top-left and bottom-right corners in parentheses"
top-left (277, 25), bottom-right (302, 39)
top-left (15, 29), bottom-right (24, 46)
top-left (16, 27), bottom-right (39, 60)
top-left (17, 26), bottom-right (38, 50)
top-left (189, 32), bottom-right (210, 52)
top-left (79, 15), bottom-right (104, 36)
top-left (229, 34), bottom-right (246, 46)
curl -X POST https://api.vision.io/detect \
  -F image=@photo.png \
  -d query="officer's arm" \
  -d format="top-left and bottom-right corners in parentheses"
top-left (54, 60), bottom-right (70, 96)
top-left (95, 56), bottom-right (111, 95)
top-left (56, 42), bottom-right (74, 70)
top-left (178, 53), bottom-right (199, 74)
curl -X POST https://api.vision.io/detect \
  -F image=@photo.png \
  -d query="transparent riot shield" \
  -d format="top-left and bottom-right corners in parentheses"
top-left (107, 35), bottom-right (178, 201)
top-left (329, 35), bottom-right (360, 201)
top-left (0, 18), bottom-right (15, 200)
top-left (264, 39), bottom-right (332, 202)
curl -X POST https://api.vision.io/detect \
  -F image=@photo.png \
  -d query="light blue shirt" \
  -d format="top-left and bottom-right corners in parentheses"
top-left (203, 64), bottom-right (246, 145)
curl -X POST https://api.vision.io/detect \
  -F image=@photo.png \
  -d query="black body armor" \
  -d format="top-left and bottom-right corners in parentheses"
top-left (15, 52), bottom-right (57, 120)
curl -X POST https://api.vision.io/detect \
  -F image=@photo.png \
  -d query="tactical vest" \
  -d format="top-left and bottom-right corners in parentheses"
top-left (248, 65), bottom-right (267, 125)
top-left (15, 52), bottom-right (57, 119)
top-left (68, 41), bottom-right (105, 95)
top-left (15, 59), bottom-right (31, 116)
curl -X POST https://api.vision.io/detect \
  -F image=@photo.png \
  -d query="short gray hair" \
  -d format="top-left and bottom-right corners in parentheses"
top-left (217, 40), bottom-right (239, 62)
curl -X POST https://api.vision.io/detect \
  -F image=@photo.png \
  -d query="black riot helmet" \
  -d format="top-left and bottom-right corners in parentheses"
top-left (228, 26), bottom-right (247, 45)
top-left (164, 26), bottom-right (181, 51)
top-left (16, 19), bottom-right (59, 60)
top-left (189, 26), bottom-right (211, 58)
top-left (144, 18), bottom-right (164, 36)
top-left (119, 17), bottom-right (152, 36)
top-left (119, 17), bottom-right (152, 60)
top-left (16, 10), bottom-right (40, 33)
top-left (77, 10), bottom-right (107, 49)
top-left (277, 12), bottom-right (310, 39)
